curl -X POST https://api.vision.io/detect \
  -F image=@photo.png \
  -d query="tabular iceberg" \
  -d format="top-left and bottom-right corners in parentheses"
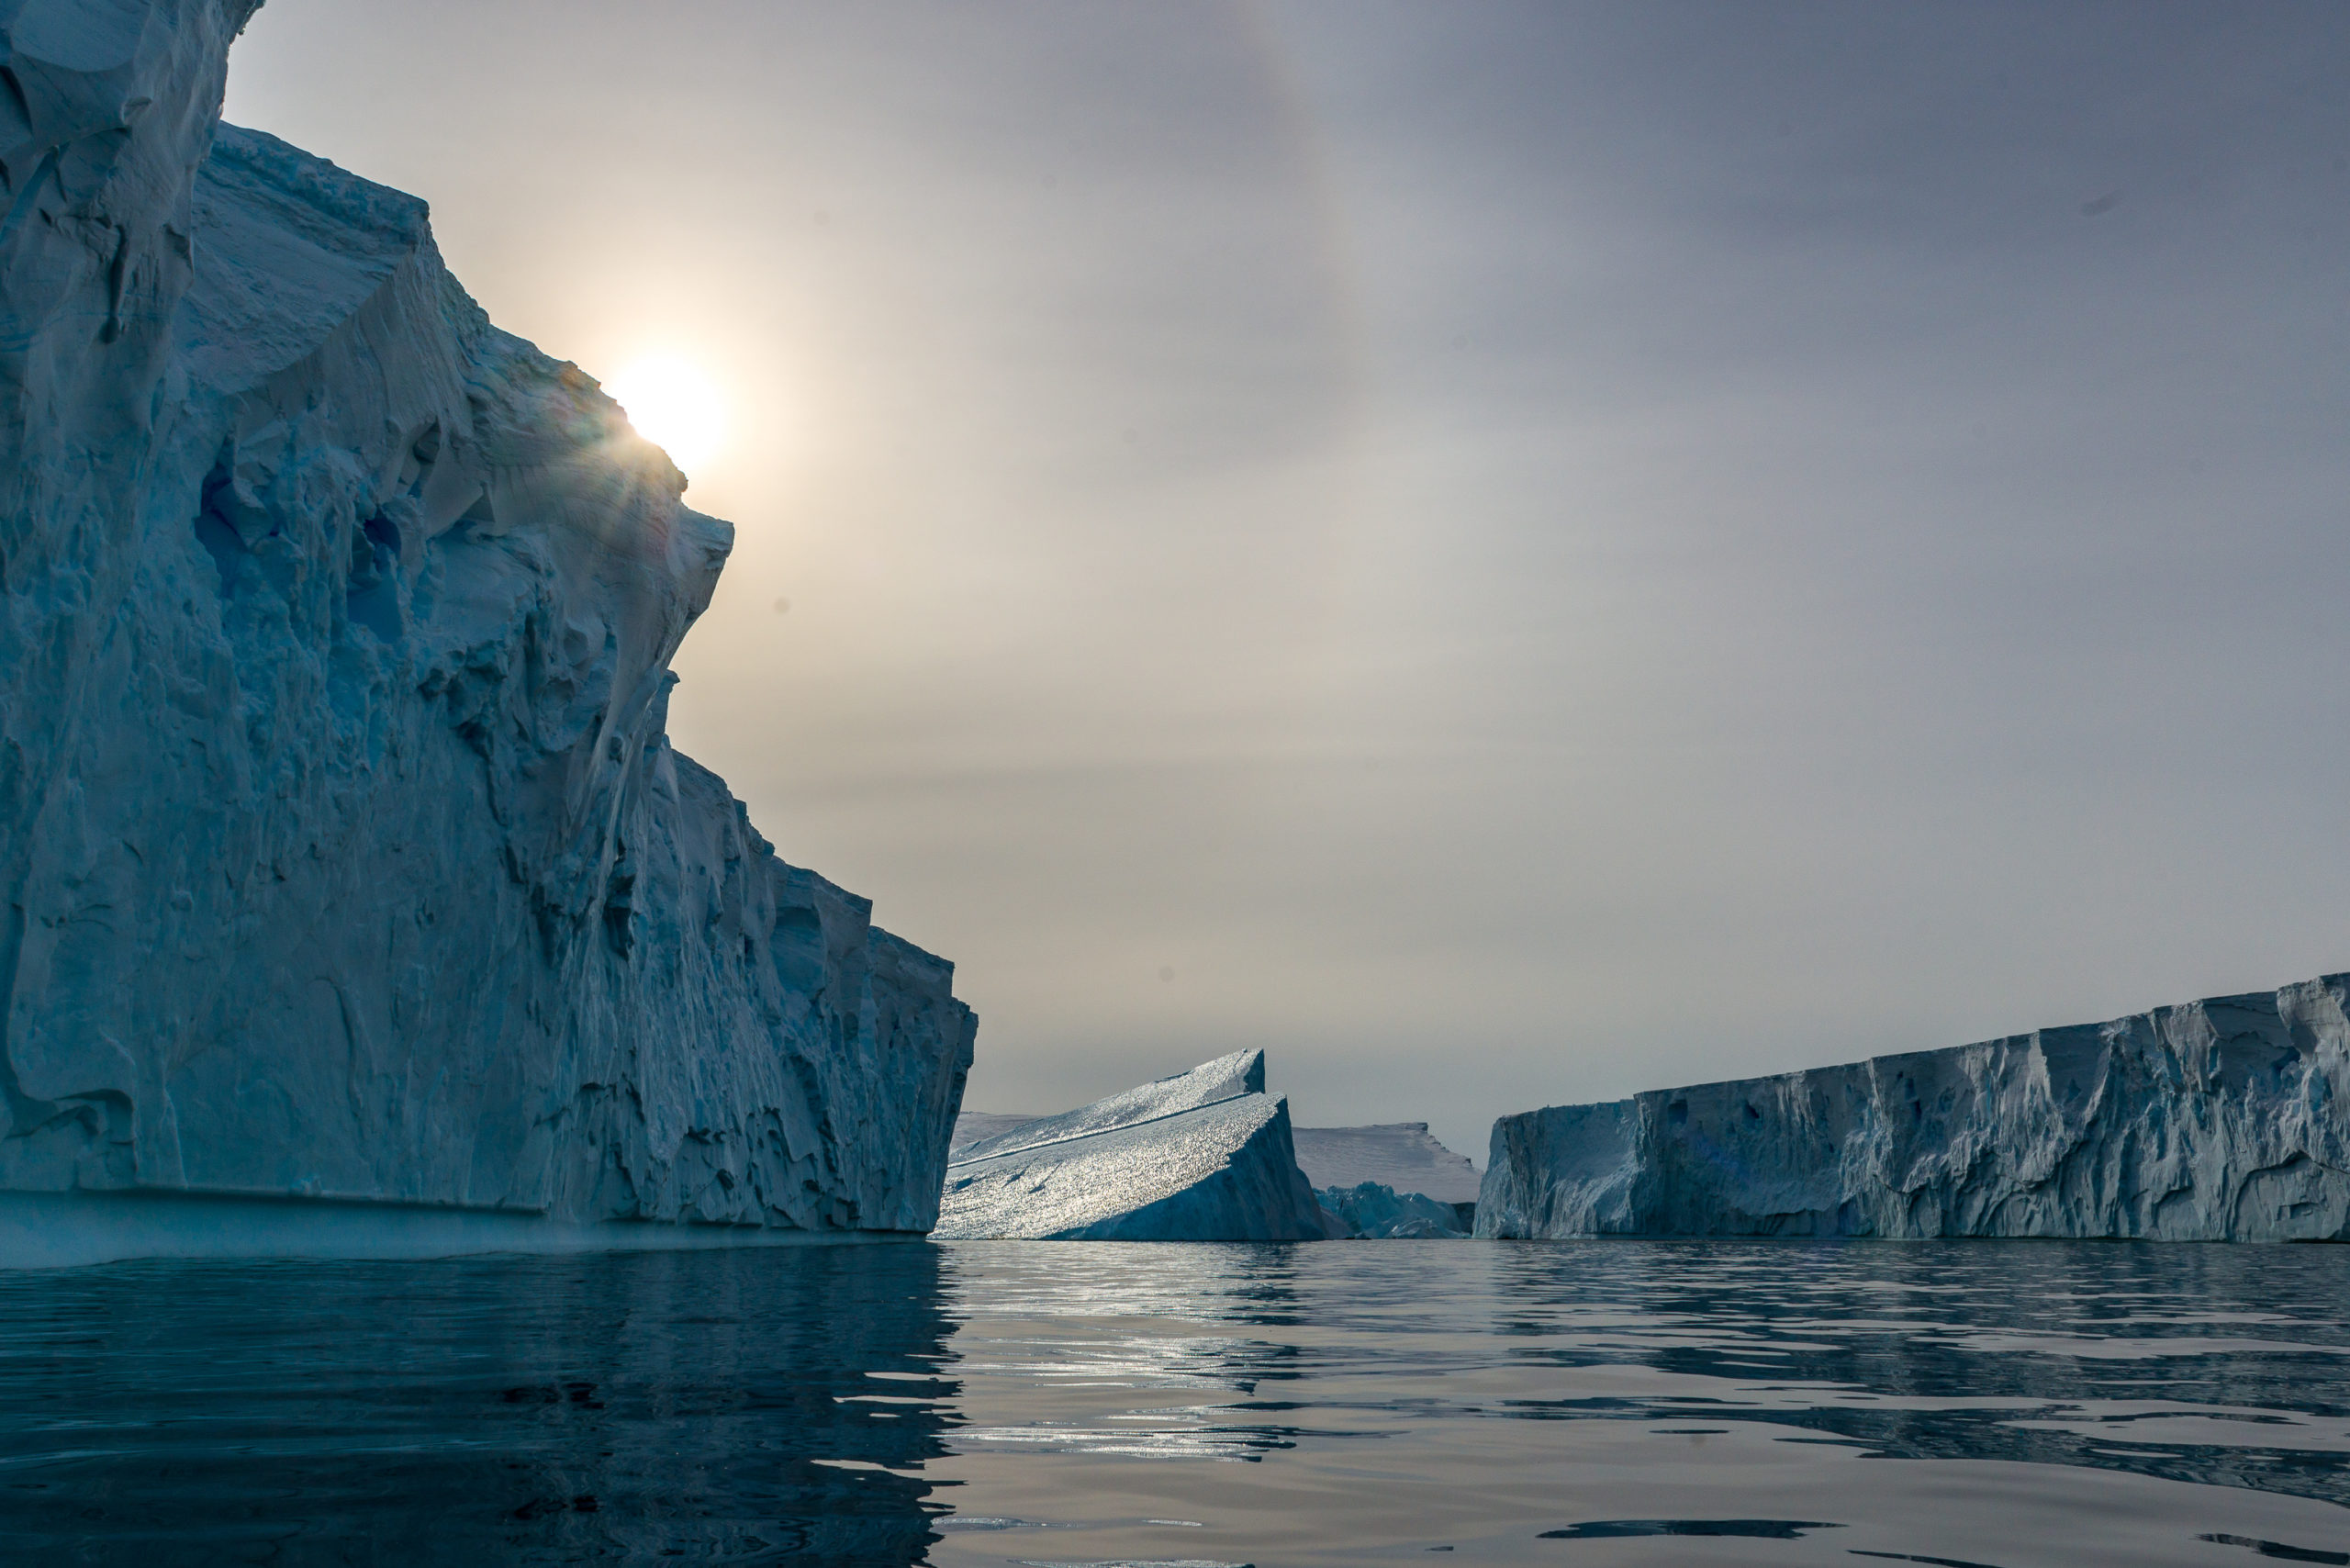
top-left (1478, 973), bottom-right (2350, 1241)
top-left (1292, 1123), bottom-right (1483, 1204)
top-left (932, 1050), bottom-right (1336, 1240)
top-left (0, 0), bottom-right (973, 1267)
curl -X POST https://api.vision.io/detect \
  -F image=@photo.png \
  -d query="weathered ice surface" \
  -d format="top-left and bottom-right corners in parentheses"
top-left (1479, 974), bottom-right (2350, 1241)
top-left (1292, 1123), bottom-right (1482, 1204)
top-left (1317, 1182), bottom-right (1468, 1238)
top-left (948, 1111), bottom-right (1038, 1156)
top-left (0, 0), bottom-right (973, 1266)
top-left (933, 1050), bottom-right (1335, 1240)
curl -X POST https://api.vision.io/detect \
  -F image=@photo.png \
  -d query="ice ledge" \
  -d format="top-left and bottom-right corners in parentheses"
top-left (0, 1191), bottom-right (923, 1272)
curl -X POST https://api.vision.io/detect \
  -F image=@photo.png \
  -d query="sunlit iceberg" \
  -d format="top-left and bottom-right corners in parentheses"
top-left (933, 1050), bottom-right (1336, 1240)
top-left (948, 1111), bottom-right (1041, 1156)
top-left (0, 0), bottom-right (971, 1267)
top-left (1479, 973), bottom-right (2350, 1240)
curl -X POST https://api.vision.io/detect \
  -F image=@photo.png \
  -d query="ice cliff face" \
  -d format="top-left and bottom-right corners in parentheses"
top-left (933, 1050), bottom-right (1336, 1240)
top-left (0, 0), bottom-right (973, 1258)
top-left (1479, 974), bottom-right (2350, 1241)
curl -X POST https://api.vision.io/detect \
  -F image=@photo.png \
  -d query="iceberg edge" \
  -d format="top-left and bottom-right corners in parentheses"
top-left (1479, 972), bottom-right (2350, 1241)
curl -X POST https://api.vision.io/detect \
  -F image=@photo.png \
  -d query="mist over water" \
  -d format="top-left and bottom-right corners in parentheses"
top-left (5, 1241), bottom-right (2348, 1564)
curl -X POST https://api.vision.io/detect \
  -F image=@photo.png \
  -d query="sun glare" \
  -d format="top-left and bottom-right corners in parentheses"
top-left (606, 355), bottom-right (724, 476)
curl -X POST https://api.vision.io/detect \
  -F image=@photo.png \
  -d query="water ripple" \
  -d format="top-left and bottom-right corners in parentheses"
top-left (0, 1238), bottom-right (2346, 1563)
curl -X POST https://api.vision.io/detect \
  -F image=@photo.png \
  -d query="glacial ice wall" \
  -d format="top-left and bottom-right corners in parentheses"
top-left (0, 0), bottom-right (973, 1259)
top-left (1478, 974), bottom-right (2350, 1241)
top-left (933, 1050), bottom-right (1336, 1240)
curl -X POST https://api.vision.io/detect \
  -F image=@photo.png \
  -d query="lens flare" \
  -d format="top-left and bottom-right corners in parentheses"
top-left (605, 355), bottom-right (724, 475)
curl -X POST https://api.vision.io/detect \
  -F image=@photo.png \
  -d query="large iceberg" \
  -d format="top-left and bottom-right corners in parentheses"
top-left (0, 0), bottom-right (973, 1267)
top-left (932, 1050), bottom-right (1335, 1240)
top-left (1478, 973), bottom-right (2350, 1241)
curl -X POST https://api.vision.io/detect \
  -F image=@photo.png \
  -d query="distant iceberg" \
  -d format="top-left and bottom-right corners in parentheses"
top-left (0, 1), bottom-right (971, 1267)
top-left (933, 1051), bottom-right (1336, 1240)
top-left (1316, 1182), bottom-right (1468, 1238)
top-left (1292, 1123), bottom-right (1483, 1204)
top-left (1479, 973), bottom-right (2350, 1241)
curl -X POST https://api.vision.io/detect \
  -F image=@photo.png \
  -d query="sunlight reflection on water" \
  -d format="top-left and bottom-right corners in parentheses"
top-left (1, 1238), bottom-right (2346, 1565)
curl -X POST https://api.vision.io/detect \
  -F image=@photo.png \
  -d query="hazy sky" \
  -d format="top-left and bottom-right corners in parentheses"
top-left (226, 3), bottom-right (2350, 1160)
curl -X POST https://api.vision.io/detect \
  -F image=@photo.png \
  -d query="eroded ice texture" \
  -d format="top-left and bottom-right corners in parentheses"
top-left (1292, 1123), bottom-right (1483, 1204)
top-left (0, 0), bottom-right (973, 1264)
top-left (1479, 974), bottom-right (2350, 1241)
top-left (932, 1050), bottom-right (1335, 1240)
top-left (1316, 1182), bottom-right (1468, 1238)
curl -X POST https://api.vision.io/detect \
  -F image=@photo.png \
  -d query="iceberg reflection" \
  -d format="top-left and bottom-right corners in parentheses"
top-left (0, 1245), bottom-right (958, 1564)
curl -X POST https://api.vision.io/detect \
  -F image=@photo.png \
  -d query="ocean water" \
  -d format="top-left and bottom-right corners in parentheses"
top-left (2, 1240), bottom-right (2346, 1566)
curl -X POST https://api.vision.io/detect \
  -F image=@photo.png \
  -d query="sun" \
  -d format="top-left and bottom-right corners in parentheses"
top-left (605, 355), bottom-right (724, 475)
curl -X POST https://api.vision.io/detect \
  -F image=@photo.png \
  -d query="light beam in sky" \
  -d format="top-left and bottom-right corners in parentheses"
top-left (606, 355), bottom-right (724, 476)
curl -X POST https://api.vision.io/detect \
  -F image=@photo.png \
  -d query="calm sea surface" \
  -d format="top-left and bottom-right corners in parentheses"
top-left (2, 1239), bottom-right (2347, 1566)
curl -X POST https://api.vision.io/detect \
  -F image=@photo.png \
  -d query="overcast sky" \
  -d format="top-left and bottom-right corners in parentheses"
top-left (226, 3), bottom-right (2350, 1160)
